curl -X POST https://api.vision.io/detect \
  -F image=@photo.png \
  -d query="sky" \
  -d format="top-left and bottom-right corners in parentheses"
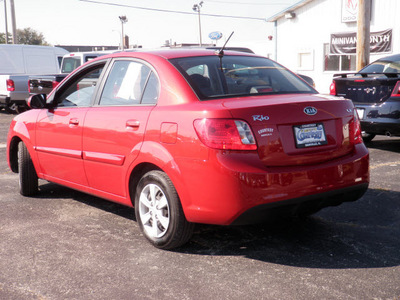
top-left (0, 0), bottom-right (298, 55)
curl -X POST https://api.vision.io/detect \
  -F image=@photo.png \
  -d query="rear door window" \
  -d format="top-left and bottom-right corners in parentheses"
top-left (99, 60), bottom-right (159, 106)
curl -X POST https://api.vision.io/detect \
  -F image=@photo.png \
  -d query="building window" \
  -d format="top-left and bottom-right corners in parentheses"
top-left (323, 44), bottom-right (356, 71)
top-left (297, 50), bottom-right (314, 71)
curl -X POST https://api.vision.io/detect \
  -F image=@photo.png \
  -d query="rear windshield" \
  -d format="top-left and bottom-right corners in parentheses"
top-left (361, 58), bottom-right (400, 74)
top-left (61, 57), bottom-right (82, 73)
top-left (170, 55), bottom-right (316, 100)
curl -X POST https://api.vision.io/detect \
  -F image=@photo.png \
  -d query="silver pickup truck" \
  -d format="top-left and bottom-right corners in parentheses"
top-left (0, 45), bottom-right (68, 113)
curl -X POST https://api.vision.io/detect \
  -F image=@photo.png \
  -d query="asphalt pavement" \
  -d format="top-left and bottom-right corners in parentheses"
top-left (0, 110), bottom-right (399, 300)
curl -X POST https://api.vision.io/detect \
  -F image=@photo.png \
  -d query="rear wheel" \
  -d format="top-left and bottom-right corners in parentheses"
top-left (18, 142), bottom-right (38, 196)
top-left (135, 170), bottom-right (194, 249)
top-left (362, 132), bottom-right (375, 143)
top-left (5, 103), bottom-right (17, 114)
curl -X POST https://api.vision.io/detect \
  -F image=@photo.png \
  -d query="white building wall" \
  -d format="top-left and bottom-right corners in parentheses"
top-left (274, 0), bottom-right (399, 94)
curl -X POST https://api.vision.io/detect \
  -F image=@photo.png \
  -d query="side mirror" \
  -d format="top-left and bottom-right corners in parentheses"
top-left (27, 94), bottom-right (47, 109)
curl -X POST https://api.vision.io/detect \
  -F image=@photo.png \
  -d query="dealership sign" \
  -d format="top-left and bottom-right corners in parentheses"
top-left (330, 29), bottom-right (392, 54)
top-left (209, 31), bottom-right (223, 41)
top-left (341, 0), bottom-right (358, 23)
top-left (341, 0), bottom-right (371, 23)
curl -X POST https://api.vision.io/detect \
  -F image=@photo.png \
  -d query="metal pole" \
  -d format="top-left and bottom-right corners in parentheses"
top-left (9, 0), bottom-right (17, 44)
top-left (198, 9), bottom-right (202, 47)
top-left (273, 21), bottom-right (277, 61)
top-left (2, 0), bottom-right (9, 44)
top-left (121, 21), bottom-right (124, 50)
top-left (356, 0), bottom-right (371, 70)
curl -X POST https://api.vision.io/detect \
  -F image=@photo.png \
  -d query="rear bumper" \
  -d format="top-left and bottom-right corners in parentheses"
top-left (0, 95), bottom-right (27, 107)
top-left (355, 98), bottom-right (400, 136)
top-left (179, 143), bottom-right (369, 225)
top-left (231, 182), bottom-right (368, 225)
top-left (0, 95), bottom-right (10, 105)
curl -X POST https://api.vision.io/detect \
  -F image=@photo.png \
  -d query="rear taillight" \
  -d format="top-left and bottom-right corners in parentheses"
top-left (329, 81), bottom-right (336, 96)
top-left (52, 81), bottom-right (59, 89)
top-left (194, 118), bottom-right (257, 150)
top-left (28, 80), bottom-right (32, 93)
top-left (349, 110), bottom-right (363, 145)
top-left (391, 81), bottom-right (400, 97)
top-left (6, 79), bottom-right (15, 92)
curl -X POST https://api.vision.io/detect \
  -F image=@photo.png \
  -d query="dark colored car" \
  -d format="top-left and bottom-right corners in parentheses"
top-left (330, 54), bottom-right (400, 142)
top-left (7, 50), bottom-right (369, 249)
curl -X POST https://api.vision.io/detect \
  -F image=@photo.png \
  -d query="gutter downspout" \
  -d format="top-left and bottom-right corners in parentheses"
top-left (274, 20), bottom-right (278, 61)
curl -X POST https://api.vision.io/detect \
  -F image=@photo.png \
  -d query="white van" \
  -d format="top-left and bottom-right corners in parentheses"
top-left (60, 51), bottom-right (116, 73)
top-left (0, 44), bottom-right (68, 113)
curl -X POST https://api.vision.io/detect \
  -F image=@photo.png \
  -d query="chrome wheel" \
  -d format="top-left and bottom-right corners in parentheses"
top-left (138, 183), bottom-right (170, 238)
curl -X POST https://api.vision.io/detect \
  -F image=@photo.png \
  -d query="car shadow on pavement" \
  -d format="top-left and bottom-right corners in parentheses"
top-left (37, 181), bottom-right (137, 222)
top-left (365, 137), bottom-right (400, 153)
top-left (35, 183), bottom-right (399, 269)
top-left (183, 188), bottom-right (400, 269)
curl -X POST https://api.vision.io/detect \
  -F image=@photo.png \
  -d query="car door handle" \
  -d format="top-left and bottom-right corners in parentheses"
top-left (69, 118), bottom-right (79, 126)
top-left (126, 120), bottom-right (140, 130)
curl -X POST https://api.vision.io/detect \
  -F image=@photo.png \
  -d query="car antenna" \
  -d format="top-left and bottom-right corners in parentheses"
top-left (216, 31), bottom-right (234, 58)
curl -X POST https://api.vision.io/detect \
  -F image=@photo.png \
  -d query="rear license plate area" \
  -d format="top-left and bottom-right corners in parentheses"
top-left (293, 123), bottom-right (327, 148)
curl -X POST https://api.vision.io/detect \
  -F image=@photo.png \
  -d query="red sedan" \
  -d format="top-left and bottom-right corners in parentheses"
top-left (7, 49), bottom-right (369, 249)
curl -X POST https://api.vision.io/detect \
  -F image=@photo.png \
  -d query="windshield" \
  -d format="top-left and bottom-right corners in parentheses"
top-left (170, 55), bottom-right (316, 100)
top-left (361, 58), bottom-right (400, 74)
top-left (61, 57), bottom-right (82, 73)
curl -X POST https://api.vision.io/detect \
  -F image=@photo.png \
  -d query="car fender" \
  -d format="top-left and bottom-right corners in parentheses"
top-left (7, 116), bottom-right (43, 177)
top-left (125, 141), bottom-right (192, 211)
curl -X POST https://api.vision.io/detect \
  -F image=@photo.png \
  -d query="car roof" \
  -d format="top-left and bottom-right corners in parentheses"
top-left (98, 48), bottom-right (258, 61)
top-left (375, 53), bottom-right (400, 62)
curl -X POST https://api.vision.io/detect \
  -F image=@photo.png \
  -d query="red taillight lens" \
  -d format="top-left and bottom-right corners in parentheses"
top-left (329, 81), bottom-right (336, 95)
top-left (349, 110), bottom-right (363, 145)
top-left (28, 80), bottom-right (32, 93)
top-left (194, 119), bottom-right (257, 150)
top-left (52, 81), bottom-right (59, 89)
top-left (6, 79), bottom-right (15, 92)
top-left (391, 81), bottom-right (400, 97)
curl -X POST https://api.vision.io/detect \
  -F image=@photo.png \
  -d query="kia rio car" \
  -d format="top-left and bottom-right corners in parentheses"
top-left (7, 49), bottom-right (369, 249)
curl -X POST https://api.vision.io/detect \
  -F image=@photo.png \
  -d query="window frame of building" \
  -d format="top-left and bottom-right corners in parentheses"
top-left (323, 43), bottom-right (356, 72)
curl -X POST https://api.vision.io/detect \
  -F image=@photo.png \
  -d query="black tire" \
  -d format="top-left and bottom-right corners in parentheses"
top-left (18, 142), bottom-right (39, 196)
top-left (5, 103), bottom-right (17, 114)
top-left (135, 170), bottom-right (194, 250)
top-left (362, 132), bottom-right (375, 143)
top-left (16, 104), bottom-right (29, 114)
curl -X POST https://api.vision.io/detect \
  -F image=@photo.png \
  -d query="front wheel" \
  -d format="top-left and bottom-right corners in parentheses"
top-left (18, 142), bottom-right (38, 196)
top-left (135, 171), bottom-right (194, 250)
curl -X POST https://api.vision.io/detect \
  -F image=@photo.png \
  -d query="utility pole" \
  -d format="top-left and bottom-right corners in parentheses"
top-left (192, 1), bottom-right (203, 46)
top-left (10, 0), bottom-right (17, 44)
top-left (2, 0), bottom-right (9, 44)
top-left (119, 15), bottom-right (128, 50)
top-left (356, 0), bottom-right (371, 70)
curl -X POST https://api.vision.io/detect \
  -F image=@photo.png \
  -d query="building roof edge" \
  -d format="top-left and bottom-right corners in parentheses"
top-left (266, 0), bottom-right (315, 22)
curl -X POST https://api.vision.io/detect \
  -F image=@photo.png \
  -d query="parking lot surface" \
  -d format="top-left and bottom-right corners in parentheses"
top-left (0, 111), bottom-right (399, 300)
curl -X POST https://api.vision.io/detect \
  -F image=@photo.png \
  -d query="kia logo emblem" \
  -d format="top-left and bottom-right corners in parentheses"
top-left (304, 106), bottom-right (317, 115)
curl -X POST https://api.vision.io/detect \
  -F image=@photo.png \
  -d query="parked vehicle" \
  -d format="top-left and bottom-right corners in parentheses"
top-left (330, 53), bottom-right (400, 142)
top-left (0, 44), bottom-right (68, 113)
top-left (7, 49), bottom-right (369, 249)
top-left (28, 50), bottom-right (121, 97)
top-left (28, 74), bottom-right (68, 97)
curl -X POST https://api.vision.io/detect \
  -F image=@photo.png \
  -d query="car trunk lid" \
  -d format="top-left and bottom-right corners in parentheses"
top-left (223, 94), bottom-right (356, 167)
top-left (334, 74), bottom-right (399, 104)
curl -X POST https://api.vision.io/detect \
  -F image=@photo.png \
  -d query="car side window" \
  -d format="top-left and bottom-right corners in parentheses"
top-left (56, 64), bottom-right (104, 107)
top-left (141, 72), bottom-right (159, 104)
top-left (99, 60), bottom-right (159, 106)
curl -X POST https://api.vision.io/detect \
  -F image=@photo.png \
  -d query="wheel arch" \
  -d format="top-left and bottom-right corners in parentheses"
top-left (8, 136), bottom-right (22, 173)
top-left (128, 162), bottom-right (162, 206)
